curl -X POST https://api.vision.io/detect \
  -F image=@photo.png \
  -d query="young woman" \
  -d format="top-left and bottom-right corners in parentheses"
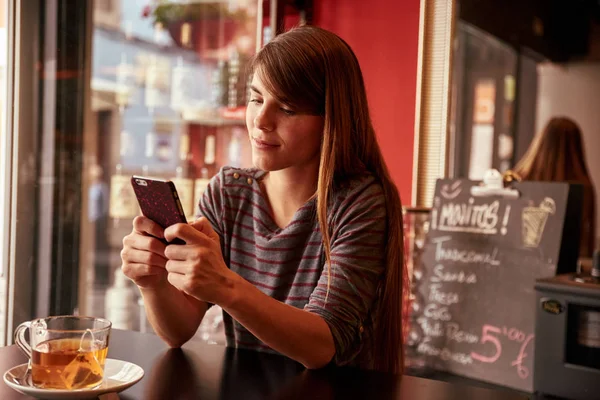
top-left (121, 26), bottom-right (407, 373)
top-left (513, 117), bottom-right (596, 257)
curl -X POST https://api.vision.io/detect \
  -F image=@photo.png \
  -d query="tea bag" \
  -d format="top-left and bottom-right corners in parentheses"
top-left (59, 330), bottom-right (104, 389)
top-left (60, 352), bottom-right (104, 389)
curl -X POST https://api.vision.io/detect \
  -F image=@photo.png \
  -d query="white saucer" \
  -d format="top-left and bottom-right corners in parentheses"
top-left (3, 358), bottom-right (144, 399)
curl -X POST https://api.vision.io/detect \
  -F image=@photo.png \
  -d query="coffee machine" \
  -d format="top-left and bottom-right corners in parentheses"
top-left (534, 250), bottom-right (600, 400)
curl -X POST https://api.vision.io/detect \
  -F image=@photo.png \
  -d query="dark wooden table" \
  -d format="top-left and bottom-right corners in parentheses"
top-left (0, 329), bottom-right (531, 399)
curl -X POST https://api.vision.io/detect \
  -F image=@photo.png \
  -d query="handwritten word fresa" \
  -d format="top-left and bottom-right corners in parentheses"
top-left (429, 284), bottom-right (460, 306)
top-left (433, 236), bottom-right (500, 266)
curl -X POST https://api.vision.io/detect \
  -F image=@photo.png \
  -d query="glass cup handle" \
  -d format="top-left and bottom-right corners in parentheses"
top-left (14, 321), bottom-right (32, 358)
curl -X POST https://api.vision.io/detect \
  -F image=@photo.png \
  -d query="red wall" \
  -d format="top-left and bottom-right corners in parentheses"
top-left (314, 1), bottom-right (421, 203)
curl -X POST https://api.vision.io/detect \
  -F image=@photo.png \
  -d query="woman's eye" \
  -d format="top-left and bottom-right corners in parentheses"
top-left (280, 108), bottom-right (295, 116)
top-left (249, 98), bottom-right (262, 104)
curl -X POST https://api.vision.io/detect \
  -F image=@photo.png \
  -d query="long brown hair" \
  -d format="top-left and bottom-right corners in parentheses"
top-left (514, 117), bottom-right (596, 256)
top-left (250, 26), bottom-right (407, 373)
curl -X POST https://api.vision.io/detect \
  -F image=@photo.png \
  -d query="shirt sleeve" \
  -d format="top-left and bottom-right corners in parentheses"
top-left (304, 181), bottom-right (387, 365)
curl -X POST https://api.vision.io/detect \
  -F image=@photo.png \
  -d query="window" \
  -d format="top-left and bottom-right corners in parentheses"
top-left (3, 0), bottom-right (262, 344)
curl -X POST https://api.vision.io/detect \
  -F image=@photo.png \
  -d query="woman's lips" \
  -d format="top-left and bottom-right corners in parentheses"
top-left (252, 138), bottom-right (280, 150)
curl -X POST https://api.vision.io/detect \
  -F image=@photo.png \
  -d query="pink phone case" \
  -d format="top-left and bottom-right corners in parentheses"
top-left (131, 176), bottom-right (187, 243)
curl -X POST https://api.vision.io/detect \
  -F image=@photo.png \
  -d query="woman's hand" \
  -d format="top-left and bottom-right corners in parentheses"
top-left (163, 217), bottom-right (238, 305)
top-left (121, 216), bottom-right (168, 289)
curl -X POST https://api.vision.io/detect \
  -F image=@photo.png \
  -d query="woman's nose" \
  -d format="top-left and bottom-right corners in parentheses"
top-left (254, 107), bottom-right (275, 132)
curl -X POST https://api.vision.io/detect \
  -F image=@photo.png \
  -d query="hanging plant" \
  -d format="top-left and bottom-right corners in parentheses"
top-left (145, 1), bottom-right (248, 25)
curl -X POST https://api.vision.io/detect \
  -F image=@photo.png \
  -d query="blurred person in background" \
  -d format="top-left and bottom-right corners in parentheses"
top-left (513, 116), bottom-right (596, 257)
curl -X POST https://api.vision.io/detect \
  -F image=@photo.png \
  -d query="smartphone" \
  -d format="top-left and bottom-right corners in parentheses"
top-left (131, 176), bottom-right (187, 244)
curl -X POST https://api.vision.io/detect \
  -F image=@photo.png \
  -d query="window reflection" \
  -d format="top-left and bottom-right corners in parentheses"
top-left (449, 23), bottom-right (518, 179)
top-left (84, 1), bottom-right (258, 337)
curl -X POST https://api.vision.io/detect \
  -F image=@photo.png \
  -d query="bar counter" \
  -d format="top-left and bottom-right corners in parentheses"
top-left (0, 329), bottom-right (531, 399)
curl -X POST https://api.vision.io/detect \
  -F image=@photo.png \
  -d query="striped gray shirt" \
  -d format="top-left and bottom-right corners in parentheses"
top-left (198, 166), bottom-right (387, 367)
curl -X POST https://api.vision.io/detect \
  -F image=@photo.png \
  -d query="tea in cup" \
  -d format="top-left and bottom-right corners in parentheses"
top-left (14, 316), bottom-right (111, 390)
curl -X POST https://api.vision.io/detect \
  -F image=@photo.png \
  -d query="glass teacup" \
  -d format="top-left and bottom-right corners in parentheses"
top-left (14, 315), bottom-right (112, 390)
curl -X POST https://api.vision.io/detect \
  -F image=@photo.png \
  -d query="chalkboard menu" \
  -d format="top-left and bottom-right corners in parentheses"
top-left (411, 179), bottom-right (582, 392)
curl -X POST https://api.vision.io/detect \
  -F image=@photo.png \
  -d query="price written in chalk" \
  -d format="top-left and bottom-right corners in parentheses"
top-left (470, 324), bottom-right (534, 379)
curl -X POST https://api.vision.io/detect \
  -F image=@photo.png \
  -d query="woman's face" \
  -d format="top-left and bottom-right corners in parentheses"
top-left (245, 74), bottom-right (324, 173)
